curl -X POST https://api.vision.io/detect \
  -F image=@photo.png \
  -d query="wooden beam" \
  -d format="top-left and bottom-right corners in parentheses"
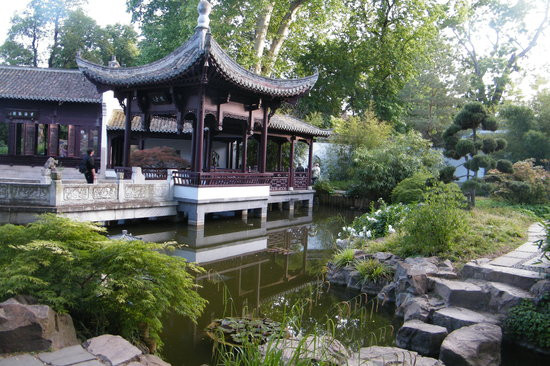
top-left (259, 106), bottom-right (268, 173)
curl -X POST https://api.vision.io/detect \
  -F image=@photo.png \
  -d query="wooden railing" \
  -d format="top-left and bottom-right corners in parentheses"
top-left (270, 172), bottom-right (290, 191)
top-left (294, 171), bottom-right (310, 190)
top-left (173, 171), bottom-right (272, 187)
top-left (113, 166), bottom-right (133, 180)
top-left (172, 170), bottom-right (311, 190)
top-left (142, 168), bottom-right (168, 180)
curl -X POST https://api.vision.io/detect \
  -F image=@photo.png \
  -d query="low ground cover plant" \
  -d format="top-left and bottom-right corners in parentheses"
top-left (0, 214), bottom-right (206, 351)
top-left (504, 296), bottom-right (550, 349)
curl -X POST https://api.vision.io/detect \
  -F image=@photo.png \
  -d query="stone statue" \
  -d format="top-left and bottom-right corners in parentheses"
top-left (44, 157), bottom-right (59, 171)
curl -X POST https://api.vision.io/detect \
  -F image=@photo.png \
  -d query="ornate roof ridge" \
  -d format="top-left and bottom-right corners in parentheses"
top-left (0, 65), bottom-right (83, 74)
top-left (77, 30), bottom-right (318, 97)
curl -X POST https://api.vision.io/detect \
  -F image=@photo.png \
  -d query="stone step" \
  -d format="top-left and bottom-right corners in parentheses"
top-left (429, 277), bottom-right (490, 310)
top-left (460, 259), bottom-right (544, 291)
top-left (432, 306), bottom-right (500, 333)
top-left (474, 280), bottom-right (534, 313)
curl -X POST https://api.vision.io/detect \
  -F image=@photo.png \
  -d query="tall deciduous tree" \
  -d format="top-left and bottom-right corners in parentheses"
top-left (449, 0), bottom-right (550, 109)
top-left (295, 0), bottom-right (444, 124)
top-left (0, 0), bottom-right (85, 67)
top-left (126, 0), bottom-right (338, 75)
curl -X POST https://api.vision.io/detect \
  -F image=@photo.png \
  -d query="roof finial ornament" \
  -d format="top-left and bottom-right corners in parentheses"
top-left (108, 55), bottom-right (121, 68)
top-left (197, 0), bottom-right (212, 30)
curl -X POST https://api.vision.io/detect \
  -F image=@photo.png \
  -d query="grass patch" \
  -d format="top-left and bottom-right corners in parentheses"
top-left (332, 248), bottom-right (355, 268)
top-left (364, 203), bottom-right (534, 265)
top-left (354, 259), bottom-right (393, 284)
top-left (476, 197), bottom-right (550, 220)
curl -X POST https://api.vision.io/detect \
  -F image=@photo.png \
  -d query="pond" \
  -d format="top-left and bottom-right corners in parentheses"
top-left (109, 206), bottom-right (400, 365)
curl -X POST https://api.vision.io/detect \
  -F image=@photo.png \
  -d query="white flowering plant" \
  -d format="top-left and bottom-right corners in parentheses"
top-left (339, 200), bottom-right (409, 241)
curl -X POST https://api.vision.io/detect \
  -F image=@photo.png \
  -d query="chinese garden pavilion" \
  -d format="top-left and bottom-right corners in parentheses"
top-left (77, 0), bottom-right (329, 192)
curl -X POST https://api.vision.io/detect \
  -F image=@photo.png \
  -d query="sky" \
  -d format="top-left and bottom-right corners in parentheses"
top-left (0, 0), bottom-right (548, 100)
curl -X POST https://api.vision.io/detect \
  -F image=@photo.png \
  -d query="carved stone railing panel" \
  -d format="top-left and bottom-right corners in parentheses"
top-left (125, 184), bottom-right (154, 200)
top-left (0, 183), bottom-right (51, 206)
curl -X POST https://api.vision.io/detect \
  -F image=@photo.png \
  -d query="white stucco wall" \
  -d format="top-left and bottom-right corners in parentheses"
top-left (174, 185), bottom-right (270, 202)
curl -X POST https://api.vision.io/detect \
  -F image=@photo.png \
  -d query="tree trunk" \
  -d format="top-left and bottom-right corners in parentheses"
top-left (263, 0), bottom-right (307, 75)
top-left (253, 3), bottom-right (274, 74)
top-left (48, 15), bottom-right (60, 68)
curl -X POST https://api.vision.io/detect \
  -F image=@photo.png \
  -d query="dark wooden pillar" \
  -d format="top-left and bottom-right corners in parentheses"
top-left (259, 107), bottom-right (268, 173)
top-left (235, 139), bottom-right (240, 169)
top-left (277, 142), bottom-right (283, 171)
top-left (205, 127), bottom-right (212, 171)
top-left (289, 137), bottom-right (295, 189)
top-left (122, 91), bottom-right (132, 167)
top-left (193, 88), bottom-right (206, 172)
top-left (307, 138), bottom-right (314, 185)
top-left (242, 127), bottom-right (249, 172)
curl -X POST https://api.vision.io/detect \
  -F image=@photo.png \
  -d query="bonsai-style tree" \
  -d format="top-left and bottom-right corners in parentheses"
top-left (442, 102), bottom-right (510, 206)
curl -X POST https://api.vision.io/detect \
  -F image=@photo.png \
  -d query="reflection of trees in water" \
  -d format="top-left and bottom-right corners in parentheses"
top-left (309, 211), bottom-right (352, 250)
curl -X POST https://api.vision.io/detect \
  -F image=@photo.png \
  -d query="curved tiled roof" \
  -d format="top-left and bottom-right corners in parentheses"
top-left (0, 65), bottom-right (102, 103)
top-left (107, 109), bottom-right (330, 137)
top-left (77, 31), bottom-right (317, 98)
top-left (77, 32), bottom-right (205, 88)
top-left (269, 114), bottom-right (331, 137)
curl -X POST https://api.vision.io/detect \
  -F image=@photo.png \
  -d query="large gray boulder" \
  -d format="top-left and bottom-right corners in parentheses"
top-left (83, 334), bottom-right (142, 366)
top-left (439, 323), bottom-right (502, 366)
top-left (259, 335), bottom-right (352, 365)
top-left (350, 346), bottom-right (444, 366)
top-left (396, 320), bottom-right (448, 357)
top-left (0, 297), bottom-right (78, 353)
top-left (432, 306), bottom-right (500, 332)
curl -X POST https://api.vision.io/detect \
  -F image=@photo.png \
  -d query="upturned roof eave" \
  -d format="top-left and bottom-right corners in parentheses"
top-left (77, 31), bottom-right (318, 98)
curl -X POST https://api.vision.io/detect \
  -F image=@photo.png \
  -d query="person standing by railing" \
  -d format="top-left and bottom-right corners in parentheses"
top-left (311, 162), bottom-right (321, 185)
top-left (80, 149), bottom-right (96, 184)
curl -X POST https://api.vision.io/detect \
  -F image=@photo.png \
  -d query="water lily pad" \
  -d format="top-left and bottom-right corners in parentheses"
top-left (206, 317), bottom-right (286, 346)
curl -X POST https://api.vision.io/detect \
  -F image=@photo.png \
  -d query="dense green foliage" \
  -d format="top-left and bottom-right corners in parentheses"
top-left (347, 131), bottom-right (443, 200)
top-left (0, 215), bottom-right (206, 351)
top-left (313, 180), bottom-right (335, 195)
top-left (0, 0), bottom-right (139, 68)
top-left (391, 171), bottom-right (435, 204)
top-left (499, 101), bottom-right (550, 164)
top-left (395, 183), bottom-right (468, 257)
top-left (504, 296), bottom-right (550, 349)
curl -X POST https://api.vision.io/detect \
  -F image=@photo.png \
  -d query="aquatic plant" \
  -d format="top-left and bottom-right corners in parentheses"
top-left (206, 317), bottom-right (285, 346)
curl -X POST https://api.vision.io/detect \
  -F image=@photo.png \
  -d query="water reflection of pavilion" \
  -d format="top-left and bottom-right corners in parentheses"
top-left (159, 210), bottom-right (326, 365)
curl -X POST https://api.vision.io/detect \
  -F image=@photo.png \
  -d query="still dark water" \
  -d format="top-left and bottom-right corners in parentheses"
top-left (109, 206), bottom-right (399, 365)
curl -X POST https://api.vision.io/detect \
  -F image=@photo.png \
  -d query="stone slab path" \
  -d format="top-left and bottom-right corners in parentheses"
top-left (0, 335), bottom-right (169, 366)
top-left (489, 222), bottom-right (548, 274)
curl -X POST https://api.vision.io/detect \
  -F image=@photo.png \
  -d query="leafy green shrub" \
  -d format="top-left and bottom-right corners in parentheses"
top-left (354, 259), bottom-right (393, 284)
top-left (486, 159), bottom-right (550, 204)
top-left (341, 200), bottom-right (409, 240)
top-left (391, 171), bottom-right (435, 204)
top-left (496, 159), bottom-right (513, 173)
top-left (346, 131), bottom-right (443, 200)
top-left (332, 248), bottom-right (356, 268)
top-left (504, 296), bottom-right (550, 349)
top-left (0, 214), bottom-right (206, 351)
top-left (396, 183), bottom-right (468, 257)
top-left (313, 180), bottom-right (334, 195)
